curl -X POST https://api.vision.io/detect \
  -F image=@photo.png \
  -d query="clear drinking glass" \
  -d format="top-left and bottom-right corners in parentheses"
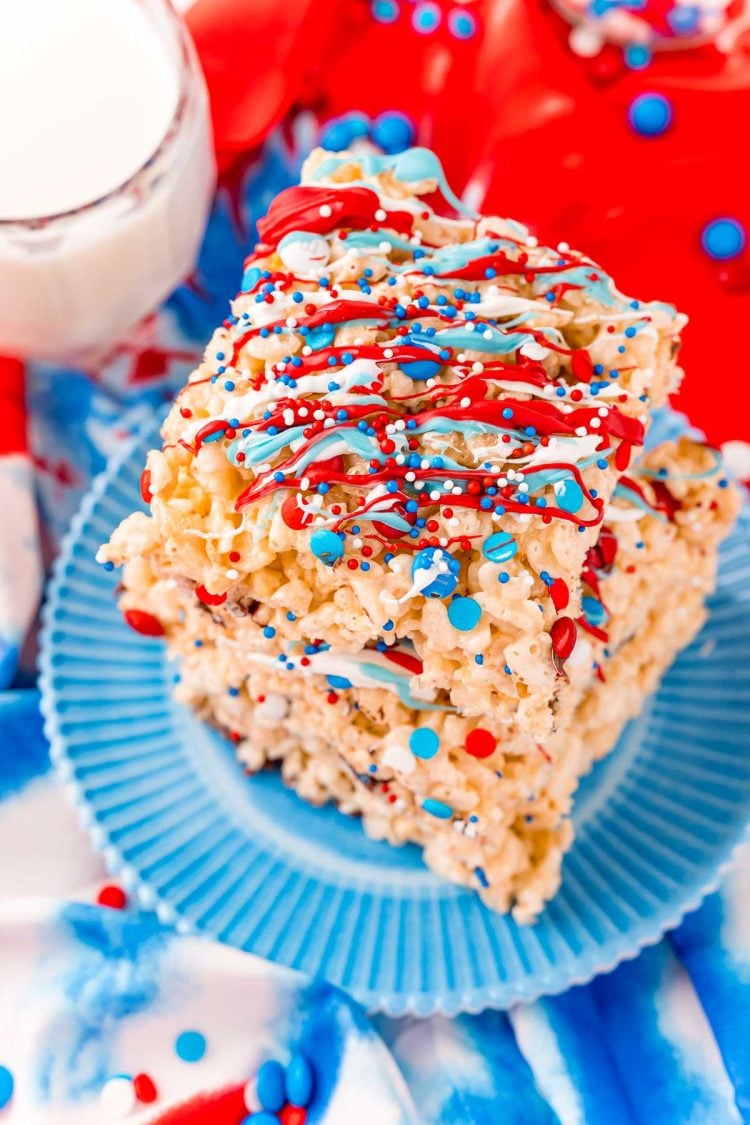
top-left (0, 0), bottom-right (216, 363)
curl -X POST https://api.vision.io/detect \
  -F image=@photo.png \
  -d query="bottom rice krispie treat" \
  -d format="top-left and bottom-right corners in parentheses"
top-left (109, 436), bottom-right (739, 920)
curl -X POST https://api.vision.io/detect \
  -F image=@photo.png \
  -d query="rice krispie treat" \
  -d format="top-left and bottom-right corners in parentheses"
top-left (105, 435), bottom-right (740, 921)
top-left (103, 146), bottom-right (688, 741)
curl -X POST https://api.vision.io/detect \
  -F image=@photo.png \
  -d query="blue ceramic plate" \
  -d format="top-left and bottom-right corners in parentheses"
top-left (40, 419), bottom-right (750, 1016)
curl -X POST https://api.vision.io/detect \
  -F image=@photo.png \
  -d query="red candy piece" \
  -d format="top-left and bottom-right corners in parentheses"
top-left (195, 584), bottom-right (227, 607)
top-left (97, 884), bottom-right (127, 910)
top-left (550, 616), bottom-right (577, 662)
top-left (281, 492), bottom-right (314, 530)
top-left (133, 1074), bottom-right (158, 1104)
top-left (550, 578), bottom-right (569, 611)
top-left (124, 609), bottom-right (165, 637)
top-left (140, 468), bottom-right (153, 504)
top-left (465, 729), bottom-right (497, 759)
top-left (596, 528), bottom-right (618, 569)
top-left (571, 349), bottom-right (593, 383)
top-left (280, 1107), bottom-right (307, 1125)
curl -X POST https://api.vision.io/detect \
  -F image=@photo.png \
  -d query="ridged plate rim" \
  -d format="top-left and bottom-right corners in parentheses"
top-left (39, 420), bottom-right (750, 1016)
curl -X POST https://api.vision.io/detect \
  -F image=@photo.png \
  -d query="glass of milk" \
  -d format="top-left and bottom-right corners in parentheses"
top-left (0, 0), bottom-right (216, 362)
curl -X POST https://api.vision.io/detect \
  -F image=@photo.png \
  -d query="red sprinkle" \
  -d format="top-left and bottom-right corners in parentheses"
top-left (195, 584), bottom-right (227, 607)
top-left (124, 609), bottom-right (164, 637)
top-left (133, 1074), bottom-right (158, 1104)
top-left (550, 616), bottom-right (577, 662)
top-left (465, 729), bottom-right (497, 759)
top-left (97, 884), bottom-right (127, 910)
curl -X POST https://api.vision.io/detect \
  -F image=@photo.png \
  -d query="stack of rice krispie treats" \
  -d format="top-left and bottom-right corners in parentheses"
top-left (101, 147), bottom-right (739, 920)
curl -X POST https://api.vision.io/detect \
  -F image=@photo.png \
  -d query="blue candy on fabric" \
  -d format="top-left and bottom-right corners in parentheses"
top-left (285, 1051), bottom-right (315, 1106)
top-left (257, 1059), bottom-right (286, 1112)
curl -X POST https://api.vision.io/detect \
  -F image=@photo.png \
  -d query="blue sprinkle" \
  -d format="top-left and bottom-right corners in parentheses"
top-left (498, 572), bottom-right (510, 584)
top-left (263, 626), bottom-right (276, 639)
top-left (228, 687), bottom-right (239, 697)
top-left (175, 1031), bottom-right (207, 1063)
top-left (624, 326), bottom-right (636, 338)
top-left (257, 1059), bottom-right (286, 1113)
top-left (624, 42), bottom-right (651, 70)
top-left (317, 482), bottom-right (330, 494)
top-left (410, 728), bottom-right (440, 759)
top-left (286, 612), bottom-right (296, 621)
top-left (383, 619), bottom-right (395, 631)
top-left (475, 653), bottom-right (484, 665)
top-left (628, 92), bottom-right (672, 137)
top-left (475, 866), bottom-right (489, 888)
top-left (103, 560), bottom-right (114, 571)
top-left (701, 217), bottom-right (746, 261)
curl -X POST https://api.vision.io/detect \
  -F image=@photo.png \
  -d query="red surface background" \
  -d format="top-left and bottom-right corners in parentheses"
top-left (189, 0), bottom-right (750, 445)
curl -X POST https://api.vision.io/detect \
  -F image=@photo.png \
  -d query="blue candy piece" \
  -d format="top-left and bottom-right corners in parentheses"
top-left (554, 478), bottom-right (585, 514)
top-left (628, 93), bottom-right (672, 137)
top-left (372, 111), bottom-right (415, 154)
top-left (327, 674), bottom-right (353, 690)
top-left (422, 797), bottom-right (453, 819)
top-left (175, 1030), bottom-right (207, 1063)
top-left (306, 323), bottom-right (335, 351)
top-left (0, 1066), bottom-right (13, 1110)
top-left (701, 217), bottom-right (746, 261)
top-left (319, 112), bottom-right (370, 152)
top-left (241, 1114), bottom-right (280, 1125)
top-left (482, 531), bottom-right (517, 564)
top-left (409, 728), bottom-right (440, 760)
top-left (285, 1052), bottom-right (315, 1107)
top-left (257, 1059), bottom-right (286, 1113)
top-left (448, 596), bottom-right (482, 632)
top-left (241, 266), bottom-right (262, 293)
top-left (582, 596), bottom-right (609, 627)
top-left (401, 359), bottom-right (442, 381)
top-left (411, 547), bottom-right (460, 598)
top-left (310, 529), bottom-right (344, 566)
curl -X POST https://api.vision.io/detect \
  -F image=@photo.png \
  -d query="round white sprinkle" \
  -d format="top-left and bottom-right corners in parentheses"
top-left (100, 1077), bottom-right (136, 1119)
top-left (319, 204), bottom-right (333, 218)
top-left (226, 569), bottom-right (239, 580)
top-left (375, 209), bottom-right (387, 222)
top-left (568, 24), bottom-right (603, 58)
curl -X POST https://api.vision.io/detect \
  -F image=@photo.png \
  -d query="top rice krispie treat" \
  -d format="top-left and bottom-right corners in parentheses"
top-left (103, 146), bottom-right (686, 740)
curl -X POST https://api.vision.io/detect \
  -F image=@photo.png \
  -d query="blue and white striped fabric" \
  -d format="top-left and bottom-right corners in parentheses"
top-left (2, 123), bottom-right (750, 1124)
top-left (2, 690), bottom-right (749, 1121)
